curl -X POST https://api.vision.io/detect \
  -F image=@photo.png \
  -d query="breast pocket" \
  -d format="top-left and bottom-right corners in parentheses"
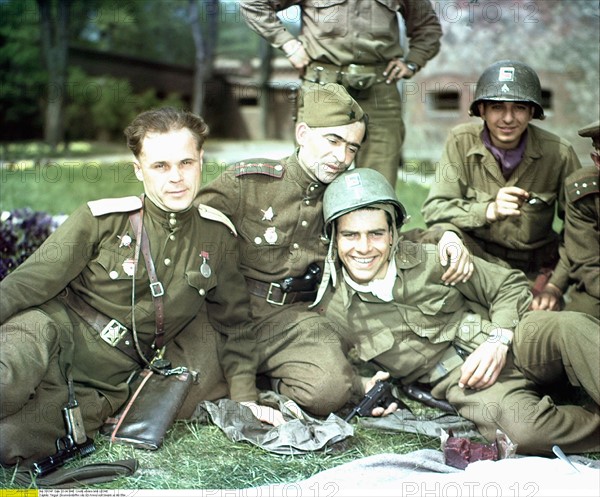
top-left (239, 217), bottom-right (289, 248)
top-left (305, 0), bottom-right (348, 37)
top-left (355, 327), bottom-right (395, 362)
top-left (519, 192), bottom-right (557, 244)
top-left (186, 270), bottom-right (217, 297)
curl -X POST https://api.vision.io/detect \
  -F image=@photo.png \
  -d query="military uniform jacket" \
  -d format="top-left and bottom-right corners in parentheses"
top-left (0, 196), bottom-right (255, 401)
top-left (549, 166), bottom-right (600, 299)
top-left (240, 0), bottom-right (442, 68)
top-left (316, 241), bottom-right (531, 384)
top-left (422, 123), bottom-right (582, 251)
top-left (200, 153), bottom-right (328, 283)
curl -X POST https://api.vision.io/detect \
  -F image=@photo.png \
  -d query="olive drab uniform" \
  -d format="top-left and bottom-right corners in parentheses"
top-left (0, 196), bottom-right (252, 466)
top-left (316, 241), bottom-right (600, 455)
top-left (199, 155), bottom-right (354, 415)
top-left (548, 166), bottom-right (600, 318)
top-left (422, 123), bottom-right (582, 278)
top-left (240, 0), bottom-right (442, 188)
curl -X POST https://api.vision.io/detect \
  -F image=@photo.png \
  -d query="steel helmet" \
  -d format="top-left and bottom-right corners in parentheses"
top-left (469, 60), bottom-right (545, 119)
top-left (323, 168), bottom-right (407, 235)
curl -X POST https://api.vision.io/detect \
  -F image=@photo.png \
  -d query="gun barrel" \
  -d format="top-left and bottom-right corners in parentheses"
top-left (32, 438), bottom-right (96, 477)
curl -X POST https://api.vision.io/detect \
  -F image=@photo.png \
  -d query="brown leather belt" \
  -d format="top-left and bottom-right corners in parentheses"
top-left (245, 277), bottom-right (318, 306)
top-left (61, 289), bottom-right (154, 365)
top-left (304, 61), bottom-right (388, 86)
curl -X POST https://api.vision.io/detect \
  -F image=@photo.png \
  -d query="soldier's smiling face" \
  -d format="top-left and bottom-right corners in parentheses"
top-left (134, 128), bottom-right (203, 212)
top-left (336, 208), bottom-right (393, 284)
top-left (296, 121), bottom-right (365, 184)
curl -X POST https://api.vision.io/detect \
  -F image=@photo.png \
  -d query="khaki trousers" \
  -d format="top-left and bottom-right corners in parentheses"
top-left (432, 311), bottom-right (600, 455)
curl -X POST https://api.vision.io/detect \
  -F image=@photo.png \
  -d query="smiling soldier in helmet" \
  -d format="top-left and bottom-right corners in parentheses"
top-left (314, 167), bottom-right (599, 456)
top-left (422, 60), bottom-right (582, 309)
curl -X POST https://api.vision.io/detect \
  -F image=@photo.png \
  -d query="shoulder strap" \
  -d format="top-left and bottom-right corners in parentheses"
top-left (198, 204), bottom-right (237, 236)
top-left (233, 160), bottom-right (285, 179)
top-left (88, 196), bottom-right (143, 217)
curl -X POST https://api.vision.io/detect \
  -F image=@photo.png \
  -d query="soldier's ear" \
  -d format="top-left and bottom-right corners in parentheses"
top-left (133, 162), bottom-right (144, 182)
top-left (295, 122), bottom-right (310, 146)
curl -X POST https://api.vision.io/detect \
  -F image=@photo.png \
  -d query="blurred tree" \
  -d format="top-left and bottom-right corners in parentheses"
top-left (189, 0), bottom-right (218, 115)
top-left (37, 0), bottom-right (69, 152)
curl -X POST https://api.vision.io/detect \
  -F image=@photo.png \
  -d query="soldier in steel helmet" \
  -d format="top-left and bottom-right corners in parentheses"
top-left (532, 120), bottom-right (599, 317)
top-left (199, 83), bottom-right (472, 423)
top-left (314, 167), bottom-right (599, 456)
top-left (421, 60), bottom-right (582, 308)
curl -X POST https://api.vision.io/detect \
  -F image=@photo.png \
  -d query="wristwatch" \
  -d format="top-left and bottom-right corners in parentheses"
top-left (405, 62), bottom-right (419, 74)
top-left (488, 330), bottom-right (513, 347)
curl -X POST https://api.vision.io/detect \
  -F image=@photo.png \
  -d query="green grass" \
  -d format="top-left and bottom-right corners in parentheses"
top-left (0, 404), bottom-right (441, 490)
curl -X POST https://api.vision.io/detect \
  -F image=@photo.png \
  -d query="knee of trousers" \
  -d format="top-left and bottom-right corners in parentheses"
top-left (283, 373), bottom-right (354, 417)
top-left (0, 414), bottom-right (62, 467)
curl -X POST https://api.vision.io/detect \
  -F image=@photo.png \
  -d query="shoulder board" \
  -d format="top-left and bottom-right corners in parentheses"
top-left (197, 204), bottom-right (238, 236)
top-left (87, 196), bottom-right (143, 217)
top-left (233, 160), bottom-right (284, 179)
top-left (566, 168), bottom-right (599, 203)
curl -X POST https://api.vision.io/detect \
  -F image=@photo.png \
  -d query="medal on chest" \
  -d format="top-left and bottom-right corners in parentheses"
top-left (200, 251), bottom-right (211, 278)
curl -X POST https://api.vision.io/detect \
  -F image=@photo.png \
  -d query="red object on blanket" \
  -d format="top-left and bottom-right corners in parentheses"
top-left (444, 437), bottom-right (499, 470)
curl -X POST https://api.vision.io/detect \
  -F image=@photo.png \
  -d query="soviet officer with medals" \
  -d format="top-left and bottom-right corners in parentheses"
top-left (0, 107), bottom-right (267, 468)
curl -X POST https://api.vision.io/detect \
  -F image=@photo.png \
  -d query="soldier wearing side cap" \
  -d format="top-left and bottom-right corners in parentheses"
top-left (239, 0), bottom-right (443, 189)
top-left (199, 83), bottom-right (472, 421)
top-left (422, 60), bottom-right (582, 307)
top-left (0, 107), bottom-right (263, 468)
top-left (199, 84), bottom-right (367, 417)
top-left (533, 120), bottom-right (600, 317)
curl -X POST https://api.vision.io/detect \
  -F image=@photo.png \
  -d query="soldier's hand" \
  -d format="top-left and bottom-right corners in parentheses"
top-left (486, 186), bottom-right (529, 222)
top-left (383, 59), bottom-right (413, 84)
top-left (458, 336), bottom-right (510, 390)
top-left (282, 39), bottom-right (309, 74)
top-left (438, 231), bottom-right (474, 285)
top-left (241, 401), bottom-right (286, 426)
top-left (530, 283), bottom-right (562, 311)
top-left (364, 371), bottom-right (398, 417)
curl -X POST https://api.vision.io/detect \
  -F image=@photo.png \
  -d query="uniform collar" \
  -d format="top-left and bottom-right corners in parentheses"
top-left (143, 196), bottom-right (195, 230)
top-left (287, 151), bottom-right (324, 199)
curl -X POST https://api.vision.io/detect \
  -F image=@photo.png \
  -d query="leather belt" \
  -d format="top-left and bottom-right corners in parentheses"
top-left (304, 61), bottom-right (388, 86)
top-left (245, 277), bottom-right (318, 306)
top-left (61, 289), bottom-right (154, 365)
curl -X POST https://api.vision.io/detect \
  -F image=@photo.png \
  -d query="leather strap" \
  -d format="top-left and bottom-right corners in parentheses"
top-left (129, 206), bottom-right (166, 350)
top-left (245, 277), bottom-right (317, 305)
top-left (61, 290), bottom-right (154, 364)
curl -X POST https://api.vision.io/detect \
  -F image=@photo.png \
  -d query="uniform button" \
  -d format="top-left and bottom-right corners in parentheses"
top-left (169, 218), bottom-right (177, 227)
top-left (301, 220), bottom-right (308, 227)
top-left (199, 289), bottom-right (206, 296)
top-left (254, 237), bottom-right (262, 244)
top-left (275, 164), bottom-right (283, 171)
top-left (169, 234), bottom-right (176, 241)
top-left (109, 271), bottom-right (119, 279)
top-left (304, 200), bottom-right (310, 205)
top-left (292, 243), bottom-right (300, 249)
top-left (164, 258), bottom-right (171, 266)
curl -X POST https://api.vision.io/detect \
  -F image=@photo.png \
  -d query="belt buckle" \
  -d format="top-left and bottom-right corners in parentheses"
top-left (100, 319), bottom-right (128, 347)
top-left (150, 282), bottom-right (164, 297)
top-left (266, 282), bottom-right (287, 306)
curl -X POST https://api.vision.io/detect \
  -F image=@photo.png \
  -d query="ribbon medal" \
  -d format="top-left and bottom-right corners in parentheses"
top-left (264, 227), bottom-right (278, 245)
top-left (200, 251), bottom-right (211, 278)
